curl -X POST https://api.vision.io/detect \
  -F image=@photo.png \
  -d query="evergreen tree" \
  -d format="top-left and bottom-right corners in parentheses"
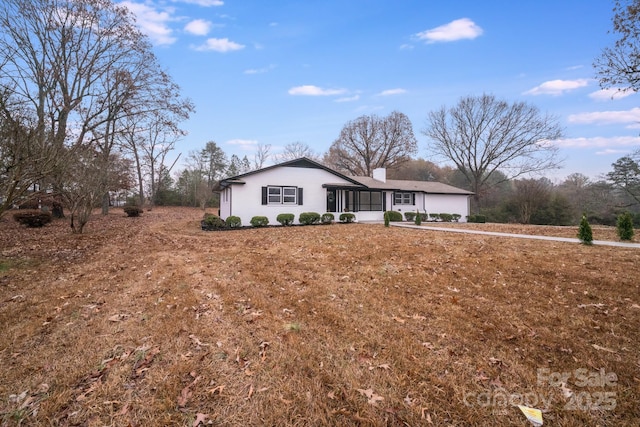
top-left (617, 211), bottom-right (635, 241)
top-left (578, 214), bottom-right (593, 245)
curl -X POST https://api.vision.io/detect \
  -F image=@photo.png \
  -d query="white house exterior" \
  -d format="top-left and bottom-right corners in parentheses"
top-left (216, 157), bottom-right (473, 225)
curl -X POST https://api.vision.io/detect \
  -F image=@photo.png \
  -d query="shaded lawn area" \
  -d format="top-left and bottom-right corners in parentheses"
top-left (0, 208), bottom-right (638, 426)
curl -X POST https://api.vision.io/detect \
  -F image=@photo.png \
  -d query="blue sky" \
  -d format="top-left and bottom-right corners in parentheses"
top-left (120, 0), bottom-right (640, 181)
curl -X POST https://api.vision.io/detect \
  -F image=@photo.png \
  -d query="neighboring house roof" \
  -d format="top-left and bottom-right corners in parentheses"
top-left (215, 157), bottom-right (473, 195)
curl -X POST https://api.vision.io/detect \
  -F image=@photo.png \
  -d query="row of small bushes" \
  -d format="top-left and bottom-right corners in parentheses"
top-left (202, 212), bottom-right (356, 230)
top-left (401, 211), bottom-right (463, 222)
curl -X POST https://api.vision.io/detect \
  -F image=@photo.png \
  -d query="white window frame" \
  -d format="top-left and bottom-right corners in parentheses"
top-left (268, 186), bottom-right (297, 205)
top-left (394, 192), bottom-right (413, 205)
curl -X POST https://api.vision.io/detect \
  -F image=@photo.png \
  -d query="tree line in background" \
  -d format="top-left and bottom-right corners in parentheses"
top-left (2, 0), bottom-right (640, 232)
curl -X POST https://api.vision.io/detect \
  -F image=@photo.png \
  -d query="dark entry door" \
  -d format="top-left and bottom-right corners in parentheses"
top-left (326, 189), bottom-right (337, 212)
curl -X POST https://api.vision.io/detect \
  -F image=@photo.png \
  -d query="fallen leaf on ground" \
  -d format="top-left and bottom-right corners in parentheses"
top-left (592, 344), bottom-right (616, 353)
top-left (357, 388), bottom-right (384, 406)
top-left (108, 313), bottom-right (129, 322)
top-left (193, 413), bottom-right (208, 426)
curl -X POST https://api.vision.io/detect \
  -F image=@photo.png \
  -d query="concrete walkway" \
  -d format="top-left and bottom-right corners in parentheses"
top-left (389, 222), bottom-right (640, 249)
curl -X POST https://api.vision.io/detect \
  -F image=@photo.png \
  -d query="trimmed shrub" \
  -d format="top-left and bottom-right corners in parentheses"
top-left (404, 212), bottom-right (416, 222)
top-left (467, 214), bottom-right (486, 223)
top-left (339, 213), bottom-right (355, 223)
top-left (226, 215), bottom-right (242, 228)
top-left (201, 213), bottom-right (226, 230)
top-left (452, 214), bottom-right (461, 222)
top-left (415, 211), bottom-right (422, 225)
top-left (299, 212), bottom-right (321, 225)
top-left (276, 213), bottom-right (295, 226)
top-left (13, 210), bottom-right (52, 228)
top-left (123, 206), bottom-right (143, 217)
top-left (385, 211), bottom-right (403, 222)
top-left (321, 213), bottom-right (334, 224)
top-left (578, 214), bottom-right (593, 245)
top-left (384, 211), bottom-right (390, 227)
top-left (439, 213), bottom-right (453, 222)
top-left (429, 213), bottom-right (440, 221)
top-left (617, 211), bottom-right (634, 241)
top-left (250, 216), bottom-right (269, 227)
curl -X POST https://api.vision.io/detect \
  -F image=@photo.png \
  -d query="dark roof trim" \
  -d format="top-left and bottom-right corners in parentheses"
top-left (218, 157), bottom-right (363, 189)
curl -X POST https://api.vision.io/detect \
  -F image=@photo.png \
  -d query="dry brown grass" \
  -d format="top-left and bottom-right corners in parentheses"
top-left (1, 207), bottom-right (639, 426)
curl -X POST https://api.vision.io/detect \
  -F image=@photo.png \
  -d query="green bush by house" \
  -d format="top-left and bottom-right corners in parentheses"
top-left (276, 213), bottom-right (295, 226)
top-left (299, 212), bottom-right (321, 225)
top-left (250, 216), bottom-right (269, 227)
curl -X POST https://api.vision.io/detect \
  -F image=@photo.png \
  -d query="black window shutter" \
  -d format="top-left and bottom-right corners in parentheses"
top-left (261, 187), bottom-right (267, 205)
top-left (298, 188), bottom-right (303, 205)
top-left (412, 193), bottom-right (416, 205)
top-left (383, 192), bottom-right (386, 211)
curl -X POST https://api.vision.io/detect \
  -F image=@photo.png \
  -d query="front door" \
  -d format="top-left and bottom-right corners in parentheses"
top-left (326, 189), bottom-right (337, 212)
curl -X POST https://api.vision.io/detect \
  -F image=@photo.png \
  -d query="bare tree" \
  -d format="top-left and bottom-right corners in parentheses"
top-left (594, 0), bottom-right (640, 92)
top-left (278, 141), bottom-right (318, 161)
top-left (512, 178), bottom-right (552, 224)
top-left (0, 90), bottom-right (60, 217)
top-left (253, 144), bottom-right (271, 170)
top-left (325, 111), bottom-right (417, 176)
top-left (0, 0), bottom-right (174, 221)
top-left (423, 94), bottom-right (563, 211)
top-left (60, 146), bottom-right (104, 233)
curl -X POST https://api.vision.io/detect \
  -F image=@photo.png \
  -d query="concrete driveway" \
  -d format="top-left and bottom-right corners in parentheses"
top-left (390, 223), bottom-right (640, 249)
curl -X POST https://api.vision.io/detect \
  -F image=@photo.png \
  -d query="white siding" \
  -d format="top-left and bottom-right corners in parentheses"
top-left (425, 194), bottom-right (469, 221)
top-left (223, 166), bottom-right (354, 226)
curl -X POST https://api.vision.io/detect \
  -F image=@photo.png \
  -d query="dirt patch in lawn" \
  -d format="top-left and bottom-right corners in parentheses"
top-left (1, 208), bottom-right (638, 426)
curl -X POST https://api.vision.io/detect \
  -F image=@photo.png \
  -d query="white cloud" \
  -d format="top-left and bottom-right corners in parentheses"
top-left (184, 19), bottom-right (212, 35)
top-left (588, 87), bottom-right (635, 101)
top-left (377, 88), bottom-right (407, 96)
top-left (552, 136), bottom-right (640, 148)
top-left (288, 85), bottom-right (347, 96)
top-left (244, 64), bottom-right (276, 74)
top-left (524, 79), bottom-right (589, 96)
top-left (193, 37), bottom-right (245, 52)
top-left (595, 148), bottom-right (632, 155)
top-left (227, 139), bottom-right (258, 148)
top-left (175, 0), bottom-right (224, 6)
top-left (568, 107), bottom-right (640, 126)
top-left (399, 44), bottom-right (414, 50)
top-left (120, 1), bottom-right (176, 45)
top-left (335, 95), bottom-right (360, 102)
top-left (415, 18), bottom-right (483, 43)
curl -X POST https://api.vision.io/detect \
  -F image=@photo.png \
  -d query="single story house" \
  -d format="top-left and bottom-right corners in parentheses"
top-left (215, 157), bottom-right (473, 225)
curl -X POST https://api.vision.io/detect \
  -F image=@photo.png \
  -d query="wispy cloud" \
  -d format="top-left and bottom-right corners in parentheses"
top-left (335, 95), bottom-right (360, 103)
top-left (588, 87), bottom-right (635, 101)
top-left (377, 88), bottom-right (407, 96)
top-left (553, 136), bottom-right (640, 148)
top-left (524, 79), bottom-right (590, 96)
top-left (595, 148), bottom-right (632, 155)
top-left (288, 85), bottom-right (347, 96)
top-left (192, 37), bottom-right (245, 52)
top-left (184, 19), bottom-right (212, 36)
top-left (120, 1), bottom-right (176, 45)
top-left (226, 139), bottom-right (258, 149)
top-left (244, 64), bottom-right (276, 75)
top-left (176, 0), bottom-right (224, 6)
top-left (568, 107), bottom-right (640, 126)
top-left (415, 18), bottom-right (483, 43)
